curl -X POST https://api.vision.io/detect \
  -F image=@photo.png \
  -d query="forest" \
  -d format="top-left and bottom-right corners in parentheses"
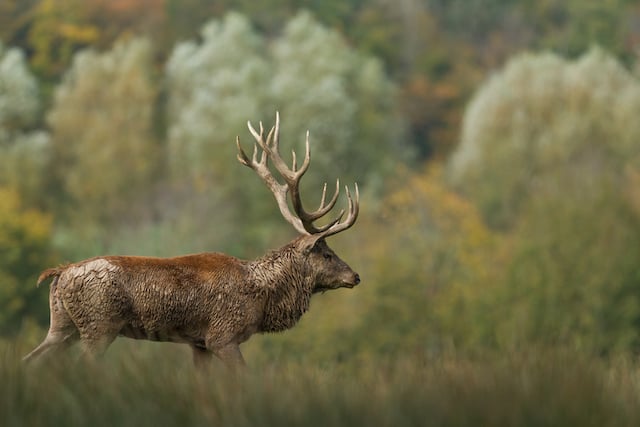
top-left (3, 0), bottom-right (640, 424)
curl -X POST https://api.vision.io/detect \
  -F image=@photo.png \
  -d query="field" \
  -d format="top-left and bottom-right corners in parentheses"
top-left (2, 340), bottom-right (640, 426)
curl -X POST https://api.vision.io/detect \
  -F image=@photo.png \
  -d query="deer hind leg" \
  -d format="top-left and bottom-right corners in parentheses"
top-left (23, 301), bottom-right (79, 363)
top-left (22, 329), bottom-right (79, 363)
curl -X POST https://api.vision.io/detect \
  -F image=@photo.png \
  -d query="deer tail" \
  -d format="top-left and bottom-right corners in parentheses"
top-left (37, 267), bottom-right (66, 287)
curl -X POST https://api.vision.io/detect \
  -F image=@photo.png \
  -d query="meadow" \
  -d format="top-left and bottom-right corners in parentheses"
top-left (2, 339), bottom-right (640, 426)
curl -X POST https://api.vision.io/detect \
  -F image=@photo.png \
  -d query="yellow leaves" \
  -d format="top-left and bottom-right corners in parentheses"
top-left (382, 164), bottom-right (496, 269)
top-left (47, 37), bottom-right (158, 227)
top-left (354, 164), bottom-right (507, 352)
top-left (28, 0), bottom-right (102, 77)
top-left (0, 186), bottom-right (53, 334)
top-left (57, 23), bottom-right (99, 44)
top-left (0, 187), bottom-right (52, 243)
top-left (0, 189), bottom-right (52, 269)
top-left (451, 48), bottom-right (640, 230)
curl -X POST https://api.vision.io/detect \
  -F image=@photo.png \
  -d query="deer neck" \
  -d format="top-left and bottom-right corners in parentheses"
top-left (249, 243), bottom-right (314, 333)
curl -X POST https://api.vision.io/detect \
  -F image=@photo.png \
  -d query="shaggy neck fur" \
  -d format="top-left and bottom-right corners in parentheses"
top-left (249, 241), bottom-right (315, 333)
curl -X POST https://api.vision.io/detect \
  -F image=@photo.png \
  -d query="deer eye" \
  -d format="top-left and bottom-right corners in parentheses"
top-left (323, 253), bottom-right (333, 260)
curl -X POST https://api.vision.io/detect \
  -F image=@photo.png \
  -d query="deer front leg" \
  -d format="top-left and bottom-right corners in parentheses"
top-left (78, 333), bottom-right (118, 361)
top-left (191, 345), bottom-right (213, 370)
top-left (212, 343), bottom-right (246, 369)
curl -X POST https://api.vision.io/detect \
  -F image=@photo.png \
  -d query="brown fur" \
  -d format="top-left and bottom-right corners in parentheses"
top-left (23, 235), bottom-right (359, 367)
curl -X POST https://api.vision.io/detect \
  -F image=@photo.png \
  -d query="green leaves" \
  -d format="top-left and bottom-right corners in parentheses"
top-left (449, 48), bottom-right (640, 228)
top-left (0, 43), bottom-right (40, 136)
top-left (48, 38), bottom-right (158, 228)
top-left (441, 49), bottom-right (640, 352)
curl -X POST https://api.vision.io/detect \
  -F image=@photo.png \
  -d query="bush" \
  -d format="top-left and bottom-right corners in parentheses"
top-left (445, 48), bottom-right (640, 352)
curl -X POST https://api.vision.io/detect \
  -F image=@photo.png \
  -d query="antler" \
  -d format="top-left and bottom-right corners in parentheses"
top-left (236, 112), bottom-right (359, 238)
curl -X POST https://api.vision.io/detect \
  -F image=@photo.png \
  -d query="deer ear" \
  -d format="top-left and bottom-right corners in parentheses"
top-left (300, 235), bottom-right (324, 254)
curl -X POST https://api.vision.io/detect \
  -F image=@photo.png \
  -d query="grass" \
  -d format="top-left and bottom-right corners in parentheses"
top-left (2, 340), bottom-right (640, 426)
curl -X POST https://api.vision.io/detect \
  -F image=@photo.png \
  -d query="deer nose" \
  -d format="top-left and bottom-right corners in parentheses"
top-left (354, 273), bottom-right (360, 284)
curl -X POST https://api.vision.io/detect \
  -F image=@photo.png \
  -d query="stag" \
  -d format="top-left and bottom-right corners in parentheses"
top-left (23, 113), bottom-right (360, 368)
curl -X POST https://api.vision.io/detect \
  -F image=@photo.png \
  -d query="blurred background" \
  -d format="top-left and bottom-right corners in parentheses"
top-left (2, 0), bottom-right (640, 362)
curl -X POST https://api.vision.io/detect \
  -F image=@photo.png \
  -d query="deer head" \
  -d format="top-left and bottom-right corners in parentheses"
top-left (236, 112), bottom-right (360, 292)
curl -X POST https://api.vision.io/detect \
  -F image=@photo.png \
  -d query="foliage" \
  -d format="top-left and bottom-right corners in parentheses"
top-left (3, 0), bottom-right (640, 160)
top-left (520, 0), bottom-right (634, 59)
top-left (164, 12), bottom-right (405, 252)
top-left (0, 43), bottom-right (49, 207)
top-left (0, 131), bottom-right (51, 208)
top-left (427, 0), bottom-right (636, 61)
top-left (166, 12), bottom-right (268, 187)
top-left (0, 43), bottom-right (40, 141)
top-left (167, 11), bottom-right (405, 188)
top-left (350, 0), bottom-right (481, 159)
top-left (357, 166), bottom-right (504, 354)
top-left (449, 48), bottom-right (640, 228)
top-left (0, 188), bottom-right (53, 335)
top-left (27, 0), bottom-right (100, 79)
top-left (445, 48), bottom-right (640, 353)
top-left (494, 182), bottom-right (640, 352)
top-left (271, 11), bottom-right (407, 186)
top-left (47, 37), bottom-right (158, 231)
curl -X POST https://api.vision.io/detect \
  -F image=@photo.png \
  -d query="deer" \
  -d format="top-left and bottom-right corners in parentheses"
top-left (23, 112), bottom-right (360, 368)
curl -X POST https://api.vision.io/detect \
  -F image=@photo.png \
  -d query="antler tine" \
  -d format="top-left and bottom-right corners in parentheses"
top-left (304, 179), bottom-right (340, 222)
top-left (272, 111), bottom-right (280, 152)
top-left (291, 133), bottom-right (311, 175)
top-left (319, 182), bottom-right (327, 208)
top-left (236, 136), bottom-right (251, 166)
top-left (257, 142), bottom-right (266, 164)
top-left (300, 130), bottom-right (311, 176)
top-left (312, 211), bottom-right (344, 233)
top-left (266, 123), bottom-right (276, 151)
top-left (259, 119), bottom-right (310, 182)
top-left (318, 183), bottom-right (360, 238)
top-left (247, 120), bottom-right (265, 151)
top-left (322, 179), bottom-right (341, 211)
top-left (240, 126), bottom-right (263, 166)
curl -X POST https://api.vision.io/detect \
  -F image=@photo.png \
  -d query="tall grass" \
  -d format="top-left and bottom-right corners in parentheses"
top-left (2, 340), bottom-right (640, 426)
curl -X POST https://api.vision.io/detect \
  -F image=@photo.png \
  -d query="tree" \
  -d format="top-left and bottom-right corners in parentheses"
top-left (166, 12), bottom-right (269, 187)
top-left (447, 48), bottom-right (640, 353)
top-left (493, 181), bottom-right (640, 352)
top-left (164, 11), bottom-right (406, 253)
top-left (0, 44), bottom-right (52, 335)
top-left (0, 187), bottom-right (54, 336)
top-left (344, 166), bottom-right (501, 356)
top-left (449, 48), bottom-right (640, 228)
top-left (48, 37), bottom-right (158, 234)
top-left (0, 43), bottom-right (40, 140)
top-left (164, 13), bottom-right (272, 254)
top-left (0, 43), bottom-right (49, 207)
top-left (269, 11), bottom-right (406, 188)
top-left (0, 131), bottom-right (50, 209)
top-left (520, 0), bottom-right (634, 60)
top-left (27, 0), bottom-right (100, 80)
